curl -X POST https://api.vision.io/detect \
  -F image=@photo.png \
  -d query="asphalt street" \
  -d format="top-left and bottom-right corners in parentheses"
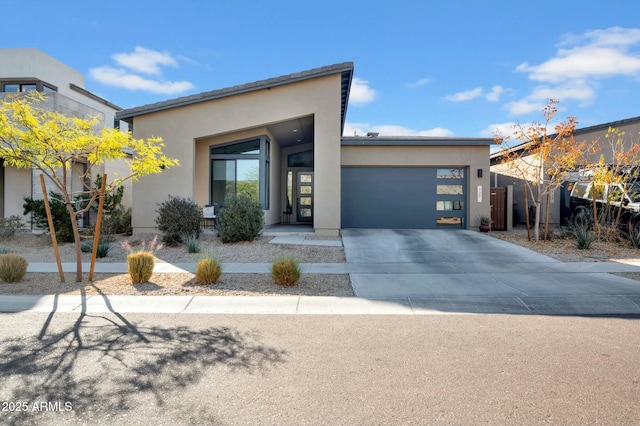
top-left (0, 312), bottom-right (638, 425)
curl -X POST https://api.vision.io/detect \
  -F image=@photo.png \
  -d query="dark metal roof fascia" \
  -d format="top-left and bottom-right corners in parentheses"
top-left (490, 114), bottom-right (640, 160)
top-left (116, 62), bottom-right (355, 123)
top-left (69, 83), bottom-right (121, 111)
top-left (341, 136), bottom-right (495, 146)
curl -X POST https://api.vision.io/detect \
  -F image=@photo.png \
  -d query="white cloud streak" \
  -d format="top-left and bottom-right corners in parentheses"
top-left (89, 66), bottom-right (194, 94)
top-left (90, 47), bottom-right (195, 95)
top-left (344, 122), bottom-right (454, 137)
top-left (406, 77), bottom-right (431, 89)
top-left (113, 46), bottom-right (179, 75)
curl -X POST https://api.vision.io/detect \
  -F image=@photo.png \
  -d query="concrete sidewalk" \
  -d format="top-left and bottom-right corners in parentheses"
top-left (3, 229), bottom-right (640, 316)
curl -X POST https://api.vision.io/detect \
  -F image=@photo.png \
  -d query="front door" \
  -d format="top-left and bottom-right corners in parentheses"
top-left (297, 171), bottom-right (313, 223)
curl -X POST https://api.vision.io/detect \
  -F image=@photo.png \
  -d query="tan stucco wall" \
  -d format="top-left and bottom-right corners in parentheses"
top-left (130, 73), bottom-right (343, 234)
top-left (341, 144), bottom-right (492, 227)
top-left (4, 166), bottom-right (31, 221)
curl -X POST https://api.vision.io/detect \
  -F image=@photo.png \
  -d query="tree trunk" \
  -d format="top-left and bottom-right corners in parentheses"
top-left (534, 201), bottom-right (541, 242)
top-left (65, 201), bottom-right (83, 282)
top-left (544, 190), bottom-right (551, 241)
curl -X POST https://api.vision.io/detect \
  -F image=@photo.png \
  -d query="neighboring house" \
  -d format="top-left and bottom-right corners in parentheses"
top-left (490, 116), bottom-right (640, 225)
top-left (0, 48), bottom-right (130, 227)
top-left (117, 62), bottom-right (494, 236)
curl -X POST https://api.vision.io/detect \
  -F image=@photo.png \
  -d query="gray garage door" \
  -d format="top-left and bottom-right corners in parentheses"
top-left (341, 167), bottom-right (467, 229)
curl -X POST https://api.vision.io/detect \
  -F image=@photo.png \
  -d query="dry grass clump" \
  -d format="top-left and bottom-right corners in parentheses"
top-left (195, 258), bottom-right (221, 284)
top-left (272, 258), bottom-right (301, 286)
top-left (0, 253), bottom-right (29, 283)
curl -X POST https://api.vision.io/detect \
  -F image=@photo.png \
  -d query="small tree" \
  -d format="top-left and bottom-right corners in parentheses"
top-left (494, 100), bottom-right (589, 242)
top-left (0, 92), bottom-right (179, 282)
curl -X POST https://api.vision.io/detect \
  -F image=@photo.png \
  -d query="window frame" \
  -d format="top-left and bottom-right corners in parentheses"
top-left (210, 135), bottom-right (270, 209)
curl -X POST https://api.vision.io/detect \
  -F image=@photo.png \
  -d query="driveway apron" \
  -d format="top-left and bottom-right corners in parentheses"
top-left (341, 229), bottom-right (640, 315)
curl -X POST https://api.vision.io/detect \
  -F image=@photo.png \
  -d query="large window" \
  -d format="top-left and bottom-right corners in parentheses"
top-left (210, 136), bottom-right (270, 209)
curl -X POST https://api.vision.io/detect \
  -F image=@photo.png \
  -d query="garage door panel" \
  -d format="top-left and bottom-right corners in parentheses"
top-left (342, 167), bottom-right (466, 229)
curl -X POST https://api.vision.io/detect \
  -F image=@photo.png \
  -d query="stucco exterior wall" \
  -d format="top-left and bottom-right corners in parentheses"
top-left (130, 73), bottom-right (344, 234)
top-left (341, 144), bottom-right (492, 227)
top-left (3, 166), bottom-right (31, 220)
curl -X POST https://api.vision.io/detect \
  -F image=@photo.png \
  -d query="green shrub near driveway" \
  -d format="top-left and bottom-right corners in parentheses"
top-left (216, 194), bottom-right (264, 244)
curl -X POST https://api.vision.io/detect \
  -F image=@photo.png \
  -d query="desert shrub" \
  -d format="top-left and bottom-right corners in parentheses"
top-left (0, 253), bottom-right (28, 283)
top-left (80, 239), bottom-right (112, 258)
top-left (23, 192), bottom-right (74, 242)
top-left (622, 226), bottom-right (640, 249)
top-left (155, 196), bottom-right (202, 246)
top-left (122, 235), bottom-right (162, 283)
top-left (0, 246), bottom-right (13, 254)
top-left (181, 231), bottom-right (201, 253)
top-left (127, 252), bottom-right (155, 283)
top-left (195, 258), bottom-right (221, 284)
top-left (272, 258), bottom-right (301, 286)
top-left (0, 215), bottom-right (24, 238)
top-left (216, 194), bottom-right (264, 244)
top-left (565, 221), bottom-right (597, 250)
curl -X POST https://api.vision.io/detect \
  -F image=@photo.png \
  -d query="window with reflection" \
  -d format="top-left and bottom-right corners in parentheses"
top-left (210, 136), bottom-right (270, 209)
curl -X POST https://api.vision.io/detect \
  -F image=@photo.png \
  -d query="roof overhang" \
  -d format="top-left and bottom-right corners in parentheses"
top-left (116, 62), bottom-right (354, 133)
top-left (342, 136), bottom-right (495, 146)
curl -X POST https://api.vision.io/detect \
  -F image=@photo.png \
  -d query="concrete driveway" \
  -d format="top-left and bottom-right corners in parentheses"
top-left (341, 228), bottom-right (640, 315)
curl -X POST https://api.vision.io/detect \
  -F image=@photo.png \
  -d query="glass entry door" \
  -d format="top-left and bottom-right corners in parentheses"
top-left (296, 171), bottom-right (313, 223)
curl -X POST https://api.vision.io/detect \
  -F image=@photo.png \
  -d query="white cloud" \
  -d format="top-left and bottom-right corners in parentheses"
top-left (343, 122), bottom-right (454, 137)
top-left (349, 77), bottom-right (376, 105)
top-left (406, 77), bottom-right (431, 89)
top-left (505, 80), bottom-right (596, 116)
top-left (517, 46), bottom-right (640, 83)
top-left (479, 122), bottom-right (520, 138)
top-left (516, 27), bottom-right (640, 83)
top-left (485, 85), bottom-right (504, 102)
top-left (112, 46), bottom-right (179, 75)
top-left (444, 87), bottom-right (483, 102)
top-left (90, 47), bottom-right (195, 95)
top-left (89, 66), bottom-right (194, 94)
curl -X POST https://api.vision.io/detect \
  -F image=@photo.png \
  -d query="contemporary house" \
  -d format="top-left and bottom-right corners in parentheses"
top-left (490, 116), bottom-right (640, 225)
top-left (117, 62), bottom-right (494, 235)
top-left (0, 48), bottom-right (130, 225)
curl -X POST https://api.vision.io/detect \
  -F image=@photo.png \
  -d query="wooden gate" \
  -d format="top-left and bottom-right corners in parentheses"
top-left (490, 187), bottom-right (507, 231)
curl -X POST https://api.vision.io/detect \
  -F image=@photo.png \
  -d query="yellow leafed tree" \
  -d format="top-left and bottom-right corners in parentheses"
top-left (0, 92), bottom-right (179, 282)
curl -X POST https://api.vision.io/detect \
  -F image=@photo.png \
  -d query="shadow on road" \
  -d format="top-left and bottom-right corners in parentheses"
top-left (0, 302), bottom-right (287, 425)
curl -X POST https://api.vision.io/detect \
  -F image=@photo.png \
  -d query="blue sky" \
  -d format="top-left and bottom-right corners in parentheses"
top-left (4, 1), bottom-right (640, 139)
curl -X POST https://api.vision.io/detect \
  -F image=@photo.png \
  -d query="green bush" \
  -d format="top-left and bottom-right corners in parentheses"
top-left (0, 215), bottom-right (23, 238)
top-left (566, 221), bottom-right (596, 250)
top-left (23, 192), bottom-right (74, 242)
top-left (272, 258), bottom-right (301, 286)
top-left (195, 258), bottom-right (221, 284)
top-left (155, 196), bottom-right (202, 246)
top-left (0, 253), bottom-right (28, 283)
top-left (127, 252), bottom-right (155, 283)
top-left (216, 194), bottom-right (264, 244)
top-left (80, 239), bottom-right (112, 258)
top-left (0, 246), bottom-right (13, 254)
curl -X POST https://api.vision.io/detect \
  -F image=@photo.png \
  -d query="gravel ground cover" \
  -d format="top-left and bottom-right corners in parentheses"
top-left (488, 225), bottom-right (640, 281)
top-left (0, 232), bottom-right (353, 296)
